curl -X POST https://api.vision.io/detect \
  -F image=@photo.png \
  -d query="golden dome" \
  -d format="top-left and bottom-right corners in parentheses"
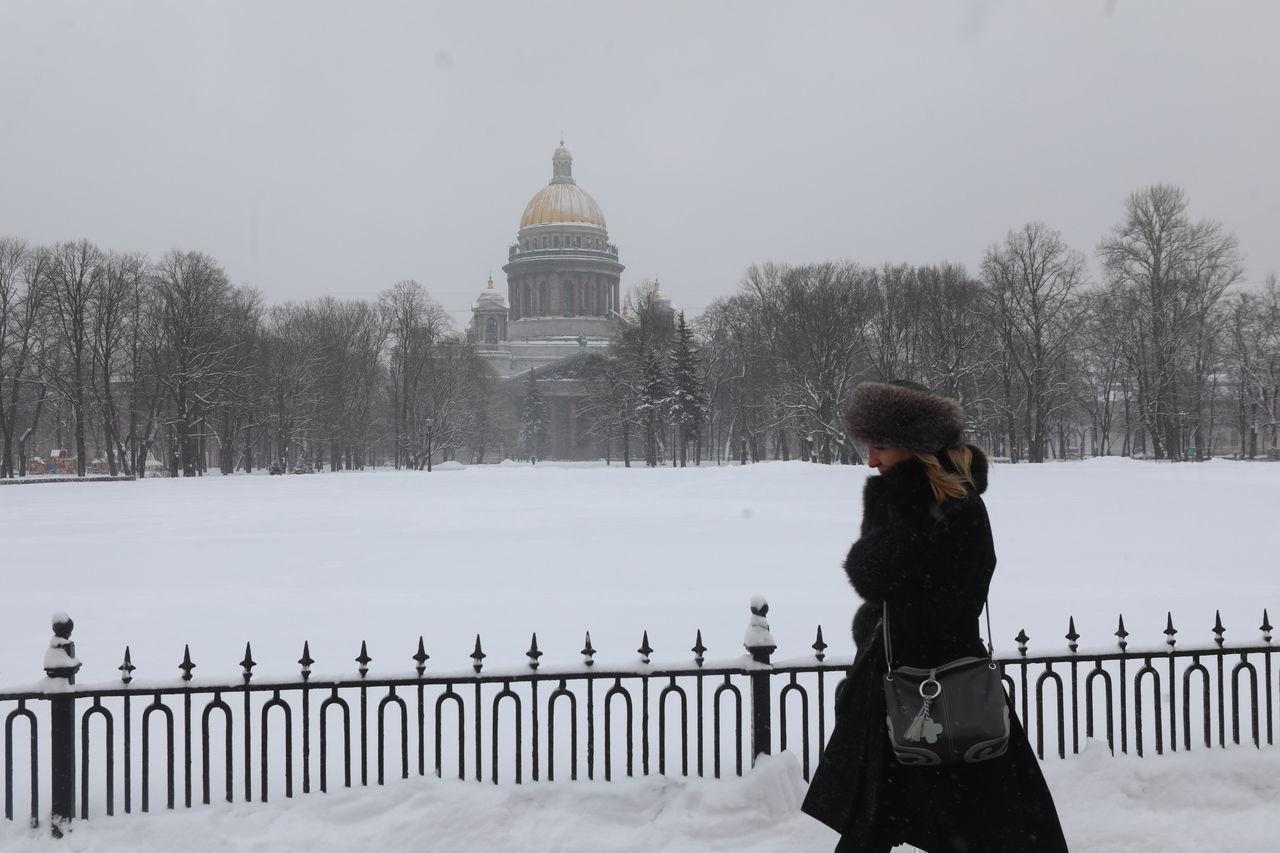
top-left (519, 143), bottom-right (607, 229)
top-left (520, 183), bottom-right (607, 229)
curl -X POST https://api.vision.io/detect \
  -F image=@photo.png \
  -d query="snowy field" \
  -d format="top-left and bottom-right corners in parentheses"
top-left (1, 458), bottom-right (1277, 850)
top-left (2, 458), bottom-right (1274, 683)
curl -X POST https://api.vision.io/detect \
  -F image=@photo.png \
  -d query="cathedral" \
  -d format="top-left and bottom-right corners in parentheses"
top-left (468, 142), bottom-right (672, 460)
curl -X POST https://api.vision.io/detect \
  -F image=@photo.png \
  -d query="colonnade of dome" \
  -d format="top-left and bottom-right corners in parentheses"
top-left (507, 273), bottom-right (619, 320)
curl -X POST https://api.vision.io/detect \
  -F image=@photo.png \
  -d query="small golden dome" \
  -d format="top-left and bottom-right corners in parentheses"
top-left (477, 274), bottom-right (505, 304)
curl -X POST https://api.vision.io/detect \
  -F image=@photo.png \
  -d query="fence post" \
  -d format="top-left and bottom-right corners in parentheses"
top-left (44, 612), bottom-right (82, 835)
top-left (744, 596), bottom-right (776, 766)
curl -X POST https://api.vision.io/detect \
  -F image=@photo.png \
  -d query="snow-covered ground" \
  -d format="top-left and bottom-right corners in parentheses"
top-left (0, 744), bottom-right (1275, 852)
top-left (1, 458), bottom-right (1276, 849)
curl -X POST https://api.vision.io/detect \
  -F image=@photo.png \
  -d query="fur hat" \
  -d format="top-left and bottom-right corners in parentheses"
top-left (844, 380), bottom-right (965, 452)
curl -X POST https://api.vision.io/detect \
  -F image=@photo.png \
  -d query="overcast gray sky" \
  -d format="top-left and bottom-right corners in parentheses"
top-left (2, 1), bottom-right (1276, 326)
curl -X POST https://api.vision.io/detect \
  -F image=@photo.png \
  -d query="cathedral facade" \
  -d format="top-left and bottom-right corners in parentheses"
top-left (469, 143), bottom-right (669, 460)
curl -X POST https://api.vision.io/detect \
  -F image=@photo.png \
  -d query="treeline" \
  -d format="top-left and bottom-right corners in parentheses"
top-left (4, 183), bottom-right (1276, 476)
top-left (0, 241), bottom-right (493, 477)
top-left (693, 185), bottom-right (1278, 463)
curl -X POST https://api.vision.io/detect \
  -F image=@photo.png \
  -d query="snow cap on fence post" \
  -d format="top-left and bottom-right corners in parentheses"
top-left (744, 596), bottom-right (776, 766)
top-left (44, 612), bottom-right (82, 684)
top-left (744, 595), bottom-right (776, 664)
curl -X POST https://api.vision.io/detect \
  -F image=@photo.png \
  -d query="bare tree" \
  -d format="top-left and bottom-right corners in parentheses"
top-left (697, 291), bottom-right (776, 463)
top-left (912, 264), bottom-right (991, 404)
top-left (1098, 185), bottom-right (1243, 459)
top-left (981, 223), bottom-right (1088, 462)
top-left (206, 288), bottom-right (263, 474)
top-left (379, 280), bottom-right (451, 469)
top-left (261, 303), bottom-right (324, 469)
top-left (1221, 278), bottom-right (1280, 458)
top-left (88, 252), bottom-right (149, 475)
top-left (151, 249), bottom-right (244, 476)
top-left (746, 262), bottom-right (873, 463)
top-left (0, 239), bottom-right (52, 476)
top-left (305, 298), bottom-right (387, 470)
top-left (1074, 288), bottom-right (1128, 456)
top-left (42, 240), bottom-right (104, 475)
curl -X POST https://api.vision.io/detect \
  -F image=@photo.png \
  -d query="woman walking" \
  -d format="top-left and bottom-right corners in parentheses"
top-left (801, 380), bottom-right (1068, 852)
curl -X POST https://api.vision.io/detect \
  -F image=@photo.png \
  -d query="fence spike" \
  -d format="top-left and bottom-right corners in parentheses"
top-left (1262, 609), bottom-right (1273, 644)
top-left (1115, 615), bottom-right (1128, 652)
top-left (526, 633), bottom-right (542, 670)
top-left (1212, 610), bottom-right (1225, 648)
top-left (1164, 612), bottom-right (1177, 649)
top-left (413, 636), bottom-right (429, 677)
top-left (299, 641), bottom-right (314, 682)
top-left (692, 629), bottom-right (707, 667)
top-left (637, 630), bottom-right (653, 665)
top-left (812, 625), bottom-right (827, 662)
top-left (1065, 617), bottom-right (1079, 654)
top-left (1015, 629), bottom-right (1029, 656)
top-left (355, 640), bottom-right (372, 678)
top-left (580, 631), bottom-right (596, 667)
top-left (240, 642), bottom-right (256, 684)
top-left (471, 635), bottom-right (486, 674)
top-left (179, 645), bottom-right (196, 682)
top-left (119, 646), bottom-right (135, 685)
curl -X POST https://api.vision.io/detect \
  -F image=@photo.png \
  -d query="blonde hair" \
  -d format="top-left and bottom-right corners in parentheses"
top-left (914, 445), bottom-right (975, 502)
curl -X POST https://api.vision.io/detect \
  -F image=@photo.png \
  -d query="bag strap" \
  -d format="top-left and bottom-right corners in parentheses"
top-left (882, 598), bottom-right (994, 669)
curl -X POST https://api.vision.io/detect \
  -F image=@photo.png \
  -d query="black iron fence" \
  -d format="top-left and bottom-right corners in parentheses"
top-left (1, 599), bottom-right (1274, 835)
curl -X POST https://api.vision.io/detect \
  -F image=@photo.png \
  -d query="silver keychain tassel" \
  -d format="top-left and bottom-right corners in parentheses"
top-left (904, 673), bottom-right (941, 742)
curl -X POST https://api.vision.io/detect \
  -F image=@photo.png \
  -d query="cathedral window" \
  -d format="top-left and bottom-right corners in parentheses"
top-left (485, 318), bottom-right (499, 345)
top-left (554, 236), bottom-right (560, 248)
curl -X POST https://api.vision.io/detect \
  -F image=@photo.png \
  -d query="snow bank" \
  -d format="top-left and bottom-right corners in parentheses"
top-left (0, 745), bottom-right (1274, 851)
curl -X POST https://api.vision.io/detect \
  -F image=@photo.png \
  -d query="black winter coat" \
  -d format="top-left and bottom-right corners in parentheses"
top-left (801, 446), bottom-right (1069, 852)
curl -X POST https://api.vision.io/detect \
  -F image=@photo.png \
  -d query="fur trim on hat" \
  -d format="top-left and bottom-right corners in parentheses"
top-left (844, 381), bottom-right (965, 452)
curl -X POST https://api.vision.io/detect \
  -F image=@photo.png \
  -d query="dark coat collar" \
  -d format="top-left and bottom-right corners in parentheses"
top-left (867, 443), bottom-right (990, 512)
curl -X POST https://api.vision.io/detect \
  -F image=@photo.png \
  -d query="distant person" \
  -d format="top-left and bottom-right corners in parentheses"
top-left (802, 380), bottom-right (1068, 852)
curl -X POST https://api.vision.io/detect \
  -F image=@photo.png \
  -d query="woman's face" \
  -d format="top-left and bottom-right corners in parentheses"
top-left (867, 445), bottom-right (912, 474)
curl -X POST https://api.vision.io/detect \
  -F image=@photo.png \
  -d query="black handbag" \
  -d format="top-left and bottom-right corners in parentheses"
top-left (881, 602), bottom-right (1010, 766)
